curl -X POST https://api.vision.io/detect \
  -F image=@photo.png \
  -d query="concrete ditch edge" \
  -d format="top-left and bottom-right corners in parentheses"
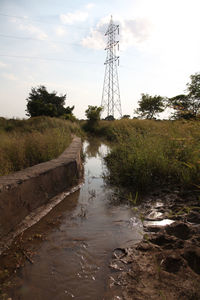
top-left (0, 137), bottom-right (83, 239)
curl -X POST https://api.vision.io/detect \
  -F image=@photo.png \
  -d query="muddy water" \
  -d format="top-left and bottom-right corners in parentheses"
top-left (10, 140), bottom-right (143, 300)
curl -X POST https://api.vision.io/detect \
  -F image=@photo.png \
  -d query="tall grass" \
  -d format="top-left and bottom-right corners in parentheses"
top-left (102, 119), bottom-right (200, 191)
top-left (0, 116), bottom-right (82, 176)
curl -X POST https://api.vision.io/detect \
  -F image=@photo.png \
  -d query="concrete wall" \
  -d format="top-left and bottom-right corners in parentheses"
top-left (0, 137), bottom-right (83, 239)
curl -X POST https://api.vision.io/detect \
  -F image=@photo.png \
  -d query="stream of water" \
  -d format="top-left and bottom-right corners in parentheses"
top-left (10, 140), bottom-right (143, 300)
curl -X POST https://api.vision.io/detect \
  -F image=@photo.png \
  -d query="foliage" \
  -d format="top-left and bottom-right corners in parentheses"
top-left (0, 116), bottom-right (82, 176)
top-left (26, 85), bottom-right (74, 119)
top-left (121, 114), bottom-right (130, 119)
top-left (85, 106), bottom-right (102, 122)
top-left (169, 73), bottom-right (200, 119)
top-left (187, 73), bottom-right (200, 116)
top-left (96, 119), bottom-right (200, 191)
top-left (84, 106), bottom-right (103, 133)
top-left (168, 94), bottom-right (193, 119)
top-left (135, 93), bottom-right (165, 119)
top-left (104, 115), bottom-right (115, 121)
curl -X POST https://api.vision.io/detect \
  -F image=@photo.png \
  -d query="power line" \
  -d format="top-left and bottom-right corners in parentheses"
top-left (0, 12), bottom-right (105, 33)
top-left (0, 53), bottom-right (133, 70)
top-left (0, 33), bottom-right (81, 47)
top-left (0, 53), bottom-right (102, 65)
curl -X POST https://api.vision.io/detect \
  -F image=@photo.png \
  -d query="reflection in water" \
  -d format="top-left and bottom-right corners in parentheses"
top-left (84, 138), bottom-right (103, 158)
top-left (9, 140), bottom-right (143, 300)
top-left (144, 219), bottom-right (174, 227)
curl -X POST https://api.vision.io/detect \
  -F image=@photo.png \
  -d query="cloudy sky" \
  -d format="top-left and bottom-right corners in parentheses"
top-left (0, 0), bottom-right (200, 119)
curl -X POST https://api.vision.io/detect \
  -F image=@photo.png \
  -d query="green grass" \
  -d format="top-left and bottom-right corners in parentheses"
top-left (0, 116), bottom-right (82, 176)
top-left (96, 119), bottom-right (200, 192)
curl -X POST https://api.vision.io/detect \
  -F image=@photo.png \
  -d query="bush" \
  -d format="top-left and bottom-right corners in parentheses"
top-left (103, 119), bottom-right (200, 191)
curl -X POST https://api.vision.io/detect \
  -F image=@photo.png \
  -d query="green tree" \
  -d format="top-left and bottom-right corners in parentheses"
top-left (84, 106), bottom-right (103, 132)
top-left (26, 86), bottom-right (74, 119)
top-left (105, 115), bottom-right (115, 121)
top-left (168, 94), bottom-right (193, 119)
top-left (85, 106), bottom-right (102, 123)
top-left (135, 94), bottom-right (165, 119)
top-left (121, 114), bottom-right (130, 119)
top-left (187, 73), bottom-right (200, 117)
top-left (169, 73), bottom-right (200, 119)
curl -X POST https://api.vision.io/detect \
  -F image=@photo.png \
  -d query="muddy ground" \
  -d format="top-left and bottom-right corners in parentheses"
top-left (108, 187), bottom-right (200, 300)
top-left (0, 186), bottom-right (200, 300)
top-left (0, 194), bottom-right (75, 300)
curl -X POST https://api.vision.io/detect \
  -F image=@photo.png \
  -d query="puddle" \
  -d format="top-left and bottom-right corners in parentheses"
top-left (7, 140), bottom-right (143, 300)
top-left (144, 219), bottom-right (174, 227)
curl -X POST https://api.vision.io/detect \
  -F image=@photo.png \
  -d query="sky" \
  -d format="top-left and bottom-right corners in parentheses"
top-left (0, 0), bottom-right (200, 119)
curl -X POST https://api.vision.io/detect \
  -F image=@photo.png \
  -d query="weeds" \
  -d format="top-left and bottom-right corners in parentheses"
top-left (102, 119), bottom-right (200, 192)
top-left (0, 116), bottom-right (82, 176)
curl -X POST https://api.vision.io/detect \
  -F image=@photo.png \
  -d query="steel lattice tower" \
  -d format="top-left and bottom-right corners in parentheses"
top-left (101, 16), bottom-right (122, 118)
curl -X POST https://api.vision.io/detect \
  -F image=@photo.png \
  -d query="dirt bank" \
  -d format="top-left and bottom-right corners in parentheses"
top-left (0, 137), bottom-right (83, 241)
top-left (108, 188), bottom-right (200, 299)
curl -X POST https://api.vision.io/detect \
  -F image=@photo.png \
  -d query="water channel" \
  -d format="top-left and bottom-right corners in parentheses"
top-left (9, 140), bottom-right (144, 300)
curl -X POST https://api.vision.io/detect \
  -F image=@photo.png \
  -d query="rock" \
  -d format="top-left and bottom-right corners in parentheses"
top-left (187, 211), bottom-right (200, 224)
top-left (149, 233), bottom-right (176, 247)
top-left (161, 255), bottom-right (184, 273)
top-left (109, 261), bottom-right (124, 271)
top-left (143, 225), bottom-right (162, 233)
top-left (182, 248), bottom-right (200, 275)
top-left (165, 222), bottom-right (191, 240)
top-left (113, 248), bottom-right (126, 260)
top-left (136, 241), bottom-right (157, 251)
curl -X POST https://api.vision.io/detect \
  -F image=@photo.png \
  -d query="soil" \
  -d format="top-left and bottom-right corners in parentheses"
top-left (0, 198), bottom-right (72, 300)
top-left (0, 186), bottom-right (200, 299)
top-left (108, 187), bottom-right (200, 300)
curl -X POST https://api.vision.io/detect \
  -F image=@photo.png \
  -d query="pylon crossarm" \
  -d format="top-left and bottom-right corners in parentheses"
top-left (101, 17), bottom-right (122, 118)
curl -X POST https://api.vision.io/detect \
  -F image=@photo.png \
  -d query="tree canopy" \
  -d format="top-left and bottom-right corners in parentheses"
top-left (104, 115), bottom-right (115, 121)
top-left (169, 73), bottom-right (200, 119)
top-left (85, 106), bottom-right (102, 123)
top-left (121, 115), bottom-right (130, 119)
top-left (26, 86), bottom-right (74, 119)
top-left (135, 93), bottom-right (165, 119)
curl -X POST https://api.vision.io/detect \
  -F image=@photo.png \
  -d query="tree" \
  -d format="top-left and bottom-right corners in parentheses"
top-left (26, 85), bottom-right (74, 119)
top-left (187, 73), bottom-right (200, 117)
top-left (121, 115), bottom-right (130, 119)
top-left (168, 73), bottom-right (200, 119)
top-left (84, 106), bottom-right (103, 132)
top-left (85, 106), bottom-right (102, 123)
top-left (134, 94), bottom-right (165, 119)
top-left (104, 115), bottom-right (115, 121)
top-left (168, 94), bottom-right (193, 119)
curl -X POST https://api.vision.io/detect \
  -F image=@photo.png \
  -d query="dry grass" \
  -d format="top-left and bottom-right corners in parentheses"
top-left (0, 116), bottom-right (82, 176)
top-left (101, 119), bottom-right (200, 191)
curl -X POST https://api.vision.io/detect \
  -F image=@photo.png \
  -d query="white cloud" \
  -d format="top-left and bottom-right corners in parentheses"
top-left (18, 23), bottom-right (48, 40)
top-left (81, 15), bottom-right (152, 51)
top-left (85, 3), bottom-right (95, 10)
top-left (0, 62), bottom-right (7, 68)
top-left (55, 26), bottom-right (67, 37)
top-left (11, 18), bottom-right (48, 40)
top-left (60, 3), bottom-right (95, 25)
top-left (2, 73), bottom-right (17, 81)
top-left (60, 11), bottom-right (88, 25)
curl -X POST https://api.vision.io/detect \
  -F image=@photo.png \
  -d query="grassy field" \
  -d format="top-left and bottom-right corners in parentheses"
top-left (0, 116), bottom-right (81, 176)
top-left (94, 119), bottom-right (200, 192)
top-left (2, 116), bottom-right (200, 191)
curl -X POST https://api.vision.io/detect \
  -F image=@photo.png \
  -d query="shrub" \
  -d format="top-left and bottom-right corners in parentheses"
top-left (103, 119), bottom-right (200, 191)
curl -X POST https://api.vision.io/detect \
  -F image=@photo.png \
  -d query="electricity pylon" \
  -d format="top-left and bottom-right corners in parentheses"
top-left (101, 16), bottom-right (122, 118)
